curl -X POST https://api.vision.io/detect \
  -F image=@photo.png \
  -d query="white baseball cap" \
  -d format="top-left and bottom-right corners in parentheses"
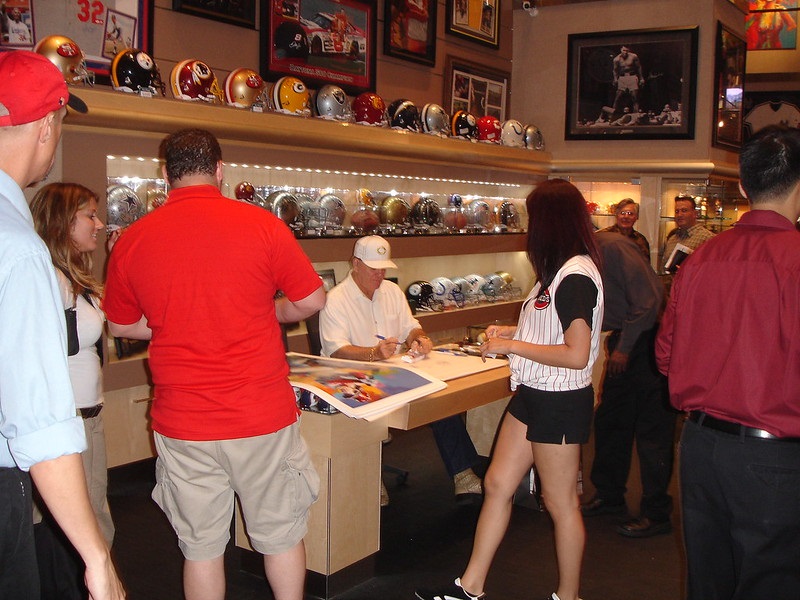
top-left (353, 235), bottom-right (397, 270)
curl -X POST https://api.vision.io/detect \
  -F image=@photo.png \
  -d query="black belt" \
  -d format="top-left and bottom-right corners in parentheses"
top-left (79, 405), bottom-right (103, 419)
top-left (689, 411), bottom-right (800, 443)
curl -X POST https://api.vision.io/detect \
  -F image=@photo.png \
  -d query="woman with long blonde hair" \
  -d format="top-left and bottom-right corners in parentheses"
top-left (30, 182), bottom-right (115, 598)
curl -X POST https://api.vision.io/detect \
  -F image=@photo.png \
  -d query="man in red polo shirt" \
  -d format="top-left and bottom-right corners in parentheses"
top-left (104, 128), bottom-right (325, 600)
top-left (656, 124), bottom-right (800, 600)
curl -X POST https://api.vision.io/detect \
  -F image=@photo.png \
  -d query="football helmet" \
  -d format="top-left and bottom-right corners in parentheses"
top-left (379, 195), bottom-right (411, 226)
top-left (271, 76), bottom-right (310, 115)
top-left (235, 181), bottom-right (256, 202)
top-left (317, 193), bottom-right (347, 228)
top-left (406, 281), bottom-right (444, 312)
top-left (463, 274), bottom-right (487, 302)
top-left (35, 35), bottom-right (94, 86)
top-left (500, 119), bottom-right (525, 147)
top-left (466, 199), bottom-right (492, 229)
top-left (224, 68), bottom-right (268, 109)
top-left (145, 188), bottom-right (167, 212)
top-left (350, 205), bottom-right (380, 233)
top-left (496, 271), bottom-right (514, 286)
top-left (273, 21), bottom-right (310, 59)
top-left (111, 48), bottom-right (164, 96)
top-left (451, 276), bottom-right (470, 298)
top-left (353, 92), bottom-right (387, 126)
top-left (410, 196), bottom-right (442, 228)
top-left (388, 99), bottom-right (422, 132)
top-left (106, 185), bottom-right (143, 230)
top-left (170, 59), bottom-right (223, 103)
top-left (268, 190), bottom-right (303, 230)
top-left (451, 110), bottom-right (478, 140)
top-left (495, 200), bottom-right (521, 230)
top-left (524, 124), bottom-right (546, 151)
top-left (421, 103), bottom-right (450, 136)
top-left (314, 84), bottom-right (351, 120)
top-left (430, 276), bottom-right (465, 308)
top-left (477, 115), bottom-right (501, 143)
top-left (481, 273), bottom-right (508, 300)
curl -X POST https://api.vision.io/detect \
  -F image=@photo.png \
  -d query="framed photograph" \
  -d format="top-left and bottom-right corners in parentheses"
top-left (565, 27), bottom-right (699, 141)
top-left (746, 1), bottom-right (797, 50)
top-left (173, 0), bottom-right (255, 29)
top-left (744, 90), bottom-right (800, 139)
top-left (445, 0), bottom-right (499, 48)
top-left (713, 22), bottom-right (747, 149)
top-left (261, 0), bottom-right (377, 96)
top-left (383, 0), bottom-right (436, 65)
top-left (316, 269), bottom-right (337, 292)
top-left (0, 0), bottom-right (35, 48)
top-left (102, 9), bottom-right (137, 60)
top-left (444, 55), bottom-right (509, 121)
top-left (10, 0), bottom-right (152, 78)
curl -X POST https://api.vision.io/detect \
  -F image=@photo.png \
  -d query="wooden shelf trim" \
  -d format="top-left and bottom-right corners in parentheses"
top-left (68, 88), bottom-right (551, 178)
top-left (415, 299), bottom-right (523, 331)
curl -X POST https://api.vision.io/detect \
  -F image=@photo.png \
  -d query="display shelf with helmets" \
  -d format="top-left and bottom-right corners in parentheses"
top-left (54, 86), bottom-right (547, 466)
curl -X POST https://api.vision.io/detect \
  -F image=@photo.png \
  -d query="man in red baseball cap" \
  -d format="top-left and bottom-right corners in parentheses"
top-left (0, 50), bottom-right (125, 599)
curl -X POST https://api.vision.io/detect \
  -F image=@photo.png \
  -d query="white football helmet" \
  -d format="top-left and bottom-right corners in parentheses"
top-left (430, 276), bottom-right (465, 308)
top-left (500, 119), bottom-right (525, 148)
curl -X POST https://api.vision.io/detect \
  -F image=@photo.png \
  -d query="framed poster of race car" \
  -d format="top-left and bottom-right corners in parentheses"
top-left (262, 0), bottom-right (377, 96)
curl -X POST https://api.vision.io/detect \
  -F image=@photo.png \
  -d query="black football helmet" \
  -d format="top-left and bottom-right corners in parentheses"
top-left (406, 281), bottom-right (444, 312)
top-left (410, 196), bottom-right (443, 228)
top-left (388, 99), bottom-right (422, 132)
top-left (111, 48), bottom-right (165, 96)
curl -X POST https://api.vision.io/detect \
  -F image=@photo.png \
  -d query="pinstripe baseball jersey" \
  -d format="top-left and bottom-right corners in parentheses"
top-left (509, 254), bottom-right (604, 392)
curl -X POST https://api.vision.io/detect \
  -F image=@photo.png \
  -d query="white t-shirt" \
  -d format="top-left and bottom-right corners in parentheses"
top-left (57, 270), bottom-right (104, 409)
top-left (319, 272), bottom-right (420, 357)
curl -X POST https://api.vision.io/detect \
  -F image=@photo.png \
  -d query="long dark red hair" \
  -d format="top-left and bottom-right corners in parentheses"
top-left (526, 178), bottom-right (602, 290)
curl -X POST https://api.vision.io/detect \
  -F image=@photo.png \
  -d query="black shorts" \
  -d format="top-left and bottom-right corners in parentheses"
top-left (507, 384), bottom-right (594, 444)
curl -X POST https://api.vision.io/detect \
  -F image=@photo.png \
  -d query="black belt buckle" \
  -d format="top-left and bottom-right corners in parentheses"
top-left (79, 405), bottom-right (103, 419)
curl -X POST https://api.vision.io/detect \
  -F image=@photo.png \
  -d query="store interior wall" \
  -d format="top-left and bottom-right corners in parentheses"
top-left (151, 0), bottom-right (513, 116)
top-left (510, 0), bottom-right (745, 167)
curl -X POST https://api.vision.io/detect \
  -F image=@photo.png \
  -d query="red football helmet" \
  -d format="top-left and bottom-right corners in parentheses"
top-left (235, 181), bottom-right (256, 201)
top-left (477, 115), bottom-right (501, 143)
top-left (170, 59), bottom-right (223, 103)
top-left (353, 92), bottom-right (387, 126)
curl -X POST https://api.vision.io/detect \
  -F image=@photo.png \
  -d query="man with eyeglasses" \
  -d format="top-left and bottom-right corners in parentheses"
top-left (598, 198), bottom-right (650, 262)
top-left (659, 195), bottom-right (715, 276)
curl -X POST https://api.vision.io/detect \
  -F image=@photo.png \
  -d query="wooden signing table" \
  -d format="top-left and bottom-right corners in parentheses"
top-left (234, 363), bottom-right (512, 599)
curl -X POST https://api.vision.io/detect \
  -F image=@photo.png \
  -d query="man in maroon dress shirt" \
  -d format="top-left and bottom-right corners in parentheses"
top-left (656, 124), bottom-right (800, 600)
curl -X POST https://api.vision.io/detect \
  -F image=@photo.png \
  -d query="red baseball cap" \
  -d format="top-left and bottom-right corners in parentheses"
top-left (0, 50), bottom-right (87, 127)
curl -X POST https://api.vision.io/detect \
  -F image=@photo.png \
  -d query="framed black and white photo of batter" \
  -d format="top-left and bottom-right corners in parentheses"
top-left (565, 27), bottom-right (698, 140)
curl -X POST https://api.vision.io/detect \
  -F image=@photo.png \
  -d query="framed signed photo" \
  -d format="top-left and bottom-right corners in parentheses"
top-left (383, 0), bottom-right (436, 65)
top-left (3, 0), bottom-right (153, 78)
top-left (445, 0), bottom-right (499, 49)
top-left (261, 0), bottom-right (377, 96)
top-left (565, 27), bottom-right (698, 140)
top-left (444, 55), bottom-right (509, 120)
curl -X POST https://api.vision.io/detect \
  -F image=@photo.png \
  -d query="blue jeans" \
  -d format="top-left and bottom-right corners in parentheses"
top-left (680, 419), bottom-right (800, 600)
top-left (0, 467), bottom-right (39, 599)
top-left (430, 414), bottom-right (479, 478)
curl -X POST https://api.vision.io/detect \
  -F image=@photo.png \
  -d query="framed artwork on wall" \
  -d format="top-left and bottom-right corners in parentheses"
top-left (261, 0), bottom-right (377, 96)
top-left (565, 27), bottom-right (698, 141)
top-left (743, 90), bottom-right (800, 140)
top-left (445, 0), bottom-right (499, 49)
top-left (713, 22), bottom-right (747, 150)
top-left (383, 0), bottom-right (437, 65)
top-left (443, 55), bottom-right (509, 120)
top-left (2, 0), bottom-right (153, 78)
top-left (173, 0), bottom-right (255, 28)
top-left (746, 1), bottom-right (797, 50)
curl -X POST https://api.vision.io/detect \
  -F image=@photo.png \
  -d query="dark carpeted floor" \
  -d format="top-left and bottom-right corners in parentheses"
top-left (108, 422), bottom-right (685, 600)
